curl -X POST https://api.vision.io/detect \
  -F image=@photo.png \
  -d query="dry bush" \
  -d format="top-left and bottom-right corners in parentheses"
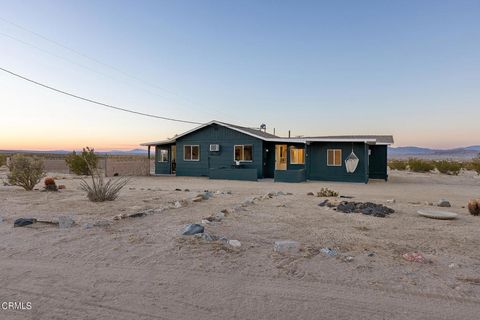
top-left (80, 168), bottom-right (129, 202)
top-left (434, 160), bottom-right (462, 175)
top-left (408, 158), bottom-right (435, 173)
top-left (388, 159), bottom-right (408, 170)
top-left (7, 155), bottom-right (45, 190)
top-left (0, 154), bottom-right (7, 167)
top-left (465, 157), bottom-right (480, 175)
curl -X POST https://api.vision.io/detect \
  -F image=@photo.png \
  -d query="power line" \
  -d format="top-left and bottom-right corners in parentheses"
top-left (0, 66), bottom-right (202, 125)
top-left (0, 16), bottom-right (235, 121)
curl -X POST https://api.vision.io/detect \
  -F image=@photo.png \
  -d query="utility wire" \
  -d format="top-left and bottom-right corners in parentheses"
top-left (0, 16), bottom-right (235, 121)
top-left (0, 66), bottom-right (202, 125)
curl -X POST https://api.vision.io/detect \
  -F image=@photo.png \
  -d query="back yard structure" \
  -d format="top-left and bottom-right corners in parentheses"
top-left (141, 121), bottom-right (393, 183)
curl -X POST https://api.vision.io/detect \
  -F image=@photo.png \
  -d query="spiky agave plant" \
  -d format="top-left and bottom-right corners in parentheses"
top-left (79, 161), bottom-right (129, 202)
top-left (468, 199), bottom-right (480, 216)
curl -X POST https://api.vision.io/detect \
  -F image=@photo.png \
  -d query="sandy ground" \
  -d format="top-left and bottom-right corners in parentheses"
top-left (1, 168), bottom-right (480, 320)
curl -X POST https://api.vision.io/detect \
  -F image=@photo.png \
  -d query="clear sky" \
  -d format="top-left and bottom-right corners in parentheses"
top-left (1, 0), bottom-right (479, 150)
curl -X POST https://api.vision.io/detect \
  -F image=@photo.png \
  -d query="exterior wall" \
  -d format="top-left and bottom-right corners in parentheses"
top-left (101, 158), bottom-right (150, 177)
top-left (307, 142), bottom-right (369, 183)
top-left (274, 169), bottom-right (306, 182)
top-left (209, 168), bottom-right (258, 181)
top-left (368, 145), bottom-right (388, 180)
top-left (175, 123), bottom-right (264, 178)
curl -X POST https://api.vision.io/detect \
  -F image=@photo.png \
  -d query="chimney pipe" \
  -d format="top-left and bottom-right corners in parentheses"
top-left (288, 130), bottom-right (291, 138)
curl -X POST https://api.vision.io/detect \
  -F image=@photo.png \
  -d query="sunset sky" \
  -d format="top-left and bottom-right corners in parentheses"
top-left (1, 0), bottom-right (479, 151)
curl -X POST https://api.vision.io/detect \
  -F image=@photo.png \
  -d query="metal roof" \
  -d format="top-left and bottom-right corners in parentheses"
top-left (141, 121), bottom-right (394, 146)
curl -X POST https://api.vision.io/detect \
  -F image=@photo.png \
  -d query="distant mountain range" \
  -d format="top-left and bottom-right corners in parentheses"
top-left (388, 146), bottom-right (480, 159)
top-left (0, 149), bottom-right (148, 155)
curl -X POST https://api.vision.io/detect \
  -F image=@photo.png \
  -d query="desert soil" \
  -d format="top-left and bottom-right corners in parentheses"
top-left (1, 168), bottom-right (480, 320)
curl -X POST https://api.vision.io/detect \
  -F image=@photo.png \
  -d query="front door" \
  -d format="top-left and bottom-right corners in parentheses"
top-left (275, 145), bottom-right (287, 170)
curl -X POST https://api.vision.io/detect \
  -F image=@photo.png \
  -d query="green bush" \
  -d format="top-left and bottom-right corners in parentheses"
top-left (434, 160), bottom-right (462, 175)
top-left (65, 147), bottom-right (98, 175)
top-left (408, 158), bottom-right (435, 173)
top-left (466, 157), bottom-right (480, 175)
top-left (7, 155), bottom-right (45, 190)
top-left (388, 159), bottom-right (408, 170)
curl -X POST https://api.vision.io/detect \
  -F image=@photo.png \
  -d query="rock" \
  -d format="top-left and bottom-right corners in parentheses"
top-left (174, 201), bottom-right (182, 208)
top-left (318, 199), bottom-right (329, 207)
top-left (345, 256), bottom-right (354, 262)
top-left (128, 211), bottom-right (147, 218)
top-left (274, 240), bottom-right (301, 255)
top-left (93, 220), bottom-right (111, 227)
top-left (437, 199), bottom-right (451, 207)
top-left (286, 192), bottom-right (293, 195)
top-left (58, 216), bottom-right (75, 229)
top-left (402, 252), bottom-right (427, 263)
top-left (0, 216), bottom-right (3, 223)
top-left (181, 224), bottom-right (204, 235)
top-left (175, 188), bottom-right (182, 191)
top-left (192, 196), bottom-right (203, 202)
top-left (307, 192), bottom-right (315, 196)
top-left (320, 247), bottom-right (337, 256)
top-left (227, 239), bottom-right (241, 248)
top-left (184, 189), bottom-right (190, 192)
top-left (448, 263), bottom-right (456, 269)
top-left (277, 191), bottom-right (286, 196)
top-left (335, 201), bottom-right (394, 217)
top-left (201, 219), bottom-right (212, 225)
top-left (386, 199), bottom-right (396, 203)
top-left (14, 218), bottom-right (37, 227)
top-left (367, 252), bottom-right (375, 257)
top-left (83, 223), bottom-right (93, 229)
top-left (113, 213), bottom-right (128, 220)
top-left (195, 232), bottom-right (215, 241)
top-left (199, 192), bottom-right (212, 200)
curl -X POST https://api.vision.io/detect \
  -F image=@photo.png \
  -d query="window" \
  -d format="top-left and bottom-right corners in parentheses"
top-left (327, 149), bottom-right (342, 166)
top-left (234, 145), bottom-right (253, 162)
top-left (158, 149), bottom-right (169, 162)
top-left (289, 147), bottom-right (305, 164)
top-left (184, 145), bottom-right (200, 161)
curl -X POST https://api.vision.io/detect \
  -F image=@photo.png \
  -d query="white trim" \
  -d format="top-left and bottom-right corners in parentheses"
top-left (327, 149), bottom-right (342, 167)
top-left (234, 144), bottom-right (253, 162)
top-left (183, 145), bottom-right (200, 161)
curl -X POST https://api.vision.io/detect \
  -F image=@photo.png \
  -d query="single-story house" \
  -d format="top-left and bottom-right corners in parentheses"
top-left (141, 120), bottom-right (393, 183)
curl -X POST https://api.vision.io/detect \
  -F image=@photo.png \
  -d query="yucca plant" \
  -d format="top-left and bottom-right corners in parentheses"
top-left (79, 162), bottom-right (129, 202)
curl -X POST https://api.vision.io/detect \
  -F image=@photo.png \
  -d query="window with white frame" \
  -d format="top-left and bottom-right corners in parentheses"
top-left (327, 149), bottom-right (342, 166)
top-left (234, 145), bottom-right (253, 162)
top-left (184, 145), bottom-right (200, 161)
top-left (289, 146), bottom-right (305, 164)
top-left (158, 149), bottom-right (169, 162)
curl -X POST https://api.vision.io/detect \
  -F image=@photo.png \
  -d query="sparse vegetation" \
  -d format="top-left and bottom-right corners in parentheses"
top-left (407, 158), bottom-right (435, 173)
top-left (465, 157), bottom-right (480, 175)
top-left (80, 165), bottom-right (129, 202)
top-left (317, 187), bottom-right (339, 197)
top-left (7, 155), bottom-right (45, 190)
top-left (388, 159), bottom-right (408, 171)
top-left (65, 147), bottom-right (98, 175)
top-left (434, 160), bottom-right (462, 175)
top-left (0, 154), bottom-right (7, 167)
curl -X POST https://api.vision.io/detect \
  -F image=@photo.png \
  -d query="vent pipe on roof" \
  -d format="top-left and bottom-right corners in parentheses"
top-left (273, 128), bottom-right (276, 135)
top-left (288, 130), bottom-right (291, 138)
top-left (260, 123), bottom-right (266, 132)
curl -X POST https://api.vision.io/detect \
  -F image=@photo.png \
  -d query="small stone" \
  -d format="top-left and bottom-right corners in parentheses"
top-left (448, 263), bottom-right (456, 269)
top-left (227, 239), bottom-right (241, 248)
top-left (184, 189), bottom-right (190, 192)
top-left (175, 188), bottom-right (181, 191)
top-left (277, 191), bottom-right (286, 196)
top-left (201, 219), bottom-right (212, 225)
top-left (307, 192), bottom-right (315, 196)
top-left (113, 213), bottom-right (128, 220)
top-left (83, 223), bottom-right (93, 229)
top-left (192, 196), bottom-right (203, 202)
top-left (58, 216), bottom-right (75, 229)
top-left (0, 217), bottom-right (3, 224)
top-left (320, 247), bottom-right (337, 256)
top-left (437, 199), bottom-right (451, 207)
top-left (386, 199), bottom-right (396, 203)
top-left (174, 201), bottom-right (182, 208)
top-left (274, 240), bottom-right (301, 255)
top-left (181, 224), bottom-right (204, 235)
top-left (195, 232), bottom-right (215, 241)
top-left (93, 220), bottom-right (111, 227)
top-left (367, 252), bottom-right (375, 257)
top-left (345, 256), bottom-right (354, 262)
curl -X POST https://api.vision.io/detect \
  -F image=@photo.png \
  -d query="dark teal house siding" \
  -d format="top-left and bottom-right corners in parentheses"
top-left (307, 142), bottom-right (369, 183)
top-left (175, 123), bottom-right (264, 178)
top-left (368, 145), bottom-right (388, 180)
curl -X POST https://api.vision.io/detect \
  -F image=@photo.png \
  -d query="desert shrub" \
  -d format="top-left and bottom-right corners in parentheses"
top-left (0, 154), bottom-right (7, 167)
top-left (7, 155), bottom-right (45, 190)
top-left (80, 168), bottom-right (129, 202)
top-left (433, 160), bottom-right (462, 175)
top-left (408, 158), bottom-right (435, 173)
top-left (466, 157), bottom-right (480, 175)
top-left (65, 147), bottom-right (97, 175)
top-left (388, 159), bottom-right (408, 171)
